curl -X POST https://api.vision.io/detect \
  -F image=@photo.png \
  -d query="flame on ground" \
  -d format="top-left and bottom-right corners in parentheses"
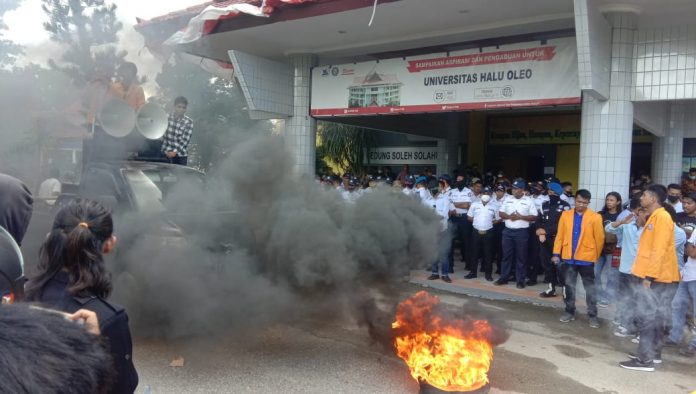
top-left (392, 291), bottom-right (493, 392)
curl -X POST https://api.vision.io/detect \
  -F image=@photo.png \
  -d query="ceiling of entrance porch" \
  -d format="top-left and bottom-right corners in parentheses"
top-left (182, 0), bottom-right (575, 64)
top-left (596, 0), bottom-right (696, 28)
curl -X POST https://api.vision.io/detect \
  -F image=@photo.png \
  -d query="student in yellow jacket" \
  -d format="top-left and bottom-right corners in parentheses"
top-left (552, 189), bottom-right (605, 328)
top-left (620, 184), bottom-right (681, 372)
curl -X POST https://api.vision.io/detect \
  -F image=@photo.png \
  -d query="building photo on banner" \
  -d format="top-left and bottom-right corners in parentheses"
top-left (311, 37), bottom-right (580, 116)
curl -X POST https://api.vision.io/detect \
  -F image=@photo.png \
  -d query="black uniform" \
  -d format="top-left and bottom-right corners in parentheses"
top-left (537, 197), bottom-right (571, 295)
top-left (36, 271), bottom-right (138, 394)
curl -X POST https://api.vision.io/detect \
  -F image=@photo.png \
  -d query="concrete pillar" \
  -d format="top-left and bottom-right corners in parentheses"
top-left (578, 12), bottom-right (636, 210)
top-left (285, 54), bottom-right (317, 177)
top-left (652, 102), bottom-right (686, 186)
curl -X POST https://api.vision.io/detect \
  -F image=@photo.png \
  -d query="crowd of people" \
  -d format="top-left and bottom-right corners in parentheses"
top-left (320, 165), bottom-right (696, 371)
top-left (1, 161), bottom-right (695, 390)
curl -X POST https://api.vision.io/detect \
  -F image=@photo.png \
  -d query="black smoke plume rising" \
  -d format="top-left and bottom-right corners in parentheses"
top-left (110, 132), bottom-right (441, 340)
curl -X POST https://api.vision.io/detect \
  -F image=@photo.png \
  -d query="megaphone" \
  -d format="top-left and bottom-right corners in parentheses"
top-left (97, 98), bottom-right (136, 138)
top-left (136, 103), bottom-right (168, 140)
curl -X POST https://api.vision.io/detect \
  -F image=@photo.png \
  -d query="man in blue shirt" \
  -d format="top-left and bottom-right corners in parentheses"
top-left (552, 189), bottom-right (605, 328)
top-left (605, 198), bottom-right (644, 337)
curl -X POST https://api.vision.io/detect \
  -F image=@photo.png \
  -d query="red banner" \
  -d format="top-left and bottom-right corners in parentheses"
top-left (310, 97), bottom-right (581, 117)
top-left (407, 47), bottom-right (556, 73)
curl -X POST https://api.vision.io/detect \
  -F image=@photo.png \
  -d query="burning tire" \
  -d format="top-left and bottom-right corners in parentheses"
top-left (393, 291), bottom-right (502, 393)
top-left (419, 381), bottom-right (491, 394)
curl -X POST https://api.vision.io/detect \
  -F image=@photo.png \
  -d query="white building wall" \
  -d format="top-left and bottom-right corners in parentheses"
top-left (578, 12), bottom-right (636, 209)
top-left (285, 54), bottom-right (317, 177)
top-left (652, 102), bottom-right (686, 186)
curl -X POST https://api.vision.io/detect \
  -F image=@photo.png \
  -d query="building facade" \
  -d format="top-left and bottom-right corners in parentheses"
top-left (137, 0), bottom-right (696, 209)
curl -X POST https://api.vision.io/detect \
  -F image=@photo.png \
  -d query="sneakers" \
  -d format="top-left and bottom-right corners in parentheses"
top-left (613, 326), bottom-right (635, 338)
top-left (494, 279), bottom-right (508, 286)
top-left (619, 359), bottom-right (655, 372)
top-left (679, 346), bottom-right (696, 357)
top-left (628, 352), bottom-right (661, 364)
top-left (441, 276), bottom-right (452, 283)
top-left (597, 300), bottom-right (609, 308)
top-left (427, 274), bottom-right (440, 280)
top-left (464, 272), bottom-right (477, 279)
top-left (485, 276), bottom-right (493, 282)
top-left (631, 336), bottom-right (640, 344)
top-left (539, 289), bottom-right (556, 298)
top-left (589, 317), bottom-right (600, 329)
top-left (559, 312), bottom-right (575, 323)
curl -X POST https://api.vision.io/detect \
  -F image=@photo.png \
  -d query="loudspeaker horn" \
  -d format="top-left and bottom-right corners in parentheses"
top-left (136, 103), bottom-right (168, 140)
top-left (97, 98), bottom-right (136, 138)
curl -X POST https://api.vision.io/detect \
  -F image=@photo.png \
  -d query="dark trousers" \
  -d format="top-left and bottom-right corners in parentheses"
top-left (449, 216), bottom-right (471, 267)
top-left (501, 228), bottom-right (529, 283)
top-left (635, 281), bottom-right (678, 362)
top-left (493, 222), bottom-right (504, 273)
top-left (539, 236), bottom-right (558, 287)
top-left (171, 155), bottom-right (188, 166)
top-left (527, 226), bottom-right (541, 281)
top-left (616, 272), bottom-right (639, 332)
top-left (470, 229), bottom-right (494, 277)
top-left (431, 228), bottom-right (453, 276)
top-left (560, 263), bottom-right (598, 318)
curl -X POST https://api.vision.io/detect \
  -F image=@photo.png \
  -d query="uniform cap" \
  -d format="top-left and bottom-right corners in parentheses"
top-left (547, 182), bottom-right (564, 196)
top-left (415, 176), bottom-right (428, 184)
top-left (438, 174), bottom-right (452, 184)
top-left (495, 184), bottom-right (506, 192)
top-left (512, 179), bottom-right (527, 189)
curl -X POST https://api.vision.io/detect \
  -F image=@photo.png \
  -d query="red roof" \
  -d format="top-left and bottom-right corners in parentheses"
top-left (135, 0), bottom-right (258, 27)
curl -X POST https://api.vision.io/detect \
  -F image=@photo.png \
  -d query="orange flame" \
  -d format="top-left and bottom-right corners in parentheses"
top-left (392, 291), bottom-right (493, 392)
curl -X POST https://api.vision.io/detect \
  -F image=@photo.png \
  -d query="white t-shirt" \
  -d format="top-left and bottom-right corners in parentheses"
top-left (450, 187), bottom-right (473, 214)
top-left (467, 201), bottom-right (499, 231)
top-left (683, 231), bottom-right (696, 281)
top-left (533, 194), bottom-right (549, 212)
top-left (560, 193), bottom-right (575, 208)
top-left (416, 187), bottom-right (433, 207)
top-left (433, 192), bottom-right (455, 231)
top-left (670, 201), bottom-right (684, 214)
top-left (490, 194), bottom-right (508, 212)
top-left (38, 177), bottom-right (61, 205)
top-left (500, 195), bottom-right (538, 229)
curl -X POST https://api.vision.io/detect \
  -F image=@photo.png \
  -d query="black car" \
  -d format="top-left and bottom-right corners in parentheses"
top-left (22, 160), bottom-right (248, 272)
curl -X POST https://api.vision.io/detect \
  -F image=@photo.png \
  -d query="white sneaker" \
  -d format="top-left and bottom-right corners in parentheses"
top-left (631, 335), bottom-right (640, 344)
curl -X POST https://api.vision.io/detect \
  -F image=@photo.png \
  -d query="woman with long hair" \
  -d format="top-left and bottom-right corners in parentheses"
top-left (596, 192), bottom-right (623, 308)
top-left (25, 199), bottom-right (138, 394)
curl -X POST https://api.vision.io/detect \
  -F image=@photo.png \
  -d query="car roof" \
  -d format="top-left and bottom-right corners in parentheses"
top-left (90, 160), bottom-right (205, 176)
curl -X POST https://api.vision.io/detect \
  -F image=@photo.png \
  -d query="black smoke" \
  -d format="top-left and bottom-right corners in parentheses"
top-left (110, 132), bottom-right (441, 339)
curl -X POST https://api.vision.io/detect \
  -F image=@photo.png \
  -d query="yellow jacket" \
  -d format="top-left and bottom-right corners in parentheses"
top-left (632, 207), bottom-right (680, 283)
top-left (552, 209), bottom-right (605, 263)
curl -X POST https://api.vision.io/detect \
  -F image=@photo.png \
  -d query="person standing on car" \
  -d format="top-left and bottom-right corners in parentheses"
top-left (162, 96), bottom-right (194, 166)
top-left (25, 199), bottom-right (138, 393)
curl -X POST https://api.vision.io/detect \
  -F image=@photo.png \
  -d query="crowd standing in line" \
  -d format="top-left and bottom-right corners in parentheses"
top-left (319, 165), bottom-right (696, 371)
